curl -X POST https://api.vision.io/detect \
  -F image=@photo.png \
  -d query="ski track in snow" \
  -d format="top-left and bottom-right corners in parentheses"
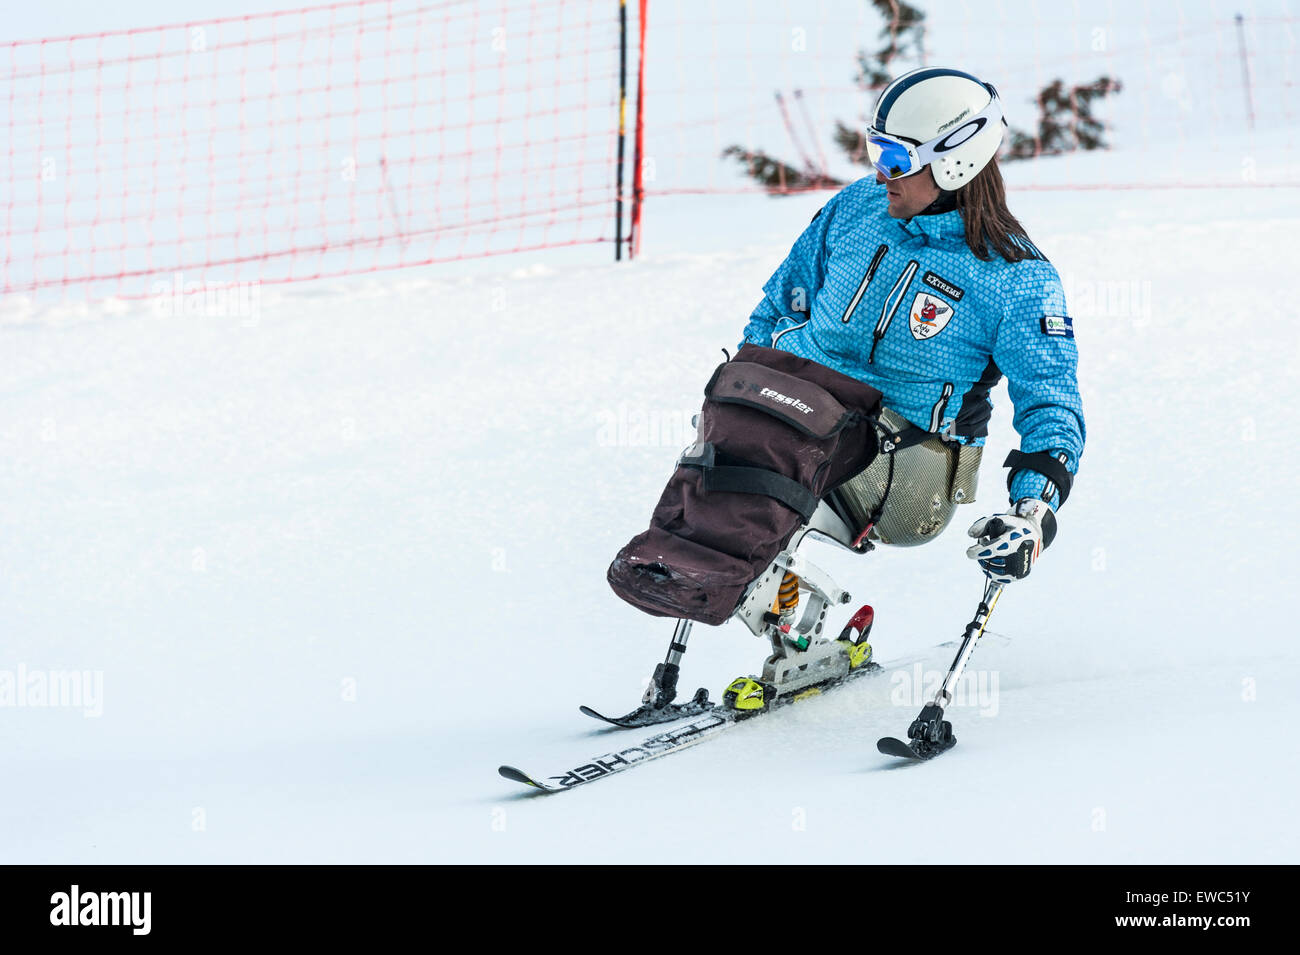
top-left (2, 149), bottom-right (1297, 861)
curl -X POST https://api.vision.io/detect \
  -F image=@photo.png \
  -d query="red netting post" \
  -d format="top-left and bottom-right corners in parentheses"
top-left (629, 0), bottom-right (647, 259)
top-left (615, 0), bottom-right (629, 260)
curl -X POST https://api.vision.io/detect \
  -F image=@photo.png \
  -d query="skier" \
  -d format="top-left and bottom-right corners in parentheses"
top-left (741, 66), bottom-right (1085, 583)
top-left (504, 69), bottom-right (1091, 787)
top-left (601, 65), bottom-right (1085, 734)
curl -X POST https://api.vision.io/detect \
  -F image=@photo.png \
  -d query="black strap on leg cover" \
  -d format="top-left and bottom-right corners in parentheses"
top-left (701, 465), bottom-right (818, 521)
top-left (678, 442), bottom-right (818, 521)
top-left (1002, 449), bottom-right (1073, 506)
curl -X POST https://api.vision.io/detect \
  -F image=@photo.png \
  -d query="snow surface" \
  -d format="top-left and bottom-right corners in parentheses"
top-left (2, 0), bottom-right (1299, 863)
top-left (3, 141), bottom-right (1297, 863)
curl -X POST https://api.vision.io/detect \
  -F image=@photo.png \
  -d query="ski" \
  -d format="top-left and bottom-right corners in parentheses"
top-left (876, 736), bottom-right (924, 760)
top-left (498, 710), bottom-right (735, 793)
top-left (498, 660), bottom-right (882, 793)
top-left (876, 735), bottom-right (949, 761)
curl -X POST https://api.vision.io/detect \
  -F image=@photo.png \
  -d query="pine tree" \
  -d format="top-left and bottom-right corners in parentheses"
top-left (1003, 77), bottom-right (1123, 161)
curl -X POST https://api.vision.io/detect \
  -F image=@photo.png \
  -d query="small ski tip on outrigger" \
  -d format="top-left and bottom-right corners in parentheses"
top-left (876, 579), bottom-right (1004, 763)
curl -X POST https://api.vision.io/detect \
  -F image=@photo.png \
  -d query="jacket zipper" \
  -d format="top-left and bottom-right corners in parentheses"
top-left (842, 244), bottom-right (889, 323)
top-left (868, 259), bottom-right (919, 364)
top-left (929, 382), bottom-right (955, 432)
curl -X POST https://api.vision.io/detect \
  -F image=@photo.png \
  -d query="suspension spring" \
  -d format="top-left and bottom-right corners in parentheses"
top-left (776, 572), bottom-right (800, 617)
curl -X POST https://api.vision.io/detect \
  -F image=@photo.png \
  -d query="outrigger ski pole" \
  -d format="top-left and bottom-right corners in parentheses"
top-left (877, 578), bottom-right (1005, 761)
top-left (579, 618), bottom-right (715, 728)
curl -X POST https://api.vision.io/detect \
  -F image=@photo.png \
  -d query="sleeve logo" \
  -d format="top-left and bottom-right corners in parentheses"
top-left (1041, 315), bottom-right (1074, 338)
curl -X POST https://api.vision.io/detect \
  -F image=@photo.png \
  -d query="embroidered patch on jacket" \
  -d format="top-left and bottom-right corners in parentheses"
top-left (922, 270), bottom-right (965, 301)
top-left (1040, 315), bottom-right (1074, 339)
top-left (909, 292), bottom-right (954, 340)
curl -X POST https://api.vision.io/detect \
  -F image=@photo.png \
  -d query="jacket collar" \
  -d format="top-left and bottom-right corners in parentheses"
top-left (896, 207), bottom-right (965, 244)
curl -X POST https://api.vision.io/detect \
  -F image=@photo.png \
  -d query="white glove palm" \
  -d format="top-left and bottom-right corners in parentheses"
top-left (965, 498), bottom-right (1058, 584)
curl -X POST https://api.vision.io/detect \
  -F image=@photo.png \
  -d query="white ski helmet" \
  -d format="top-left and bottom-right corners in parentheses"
top-left (867, 67), bottom-right (1007, 191)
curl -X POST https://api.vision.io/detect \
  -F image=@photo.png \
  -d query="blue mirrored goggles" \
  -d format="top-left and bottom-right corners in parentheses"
top-left (866, 134), bottom-right (921, 179)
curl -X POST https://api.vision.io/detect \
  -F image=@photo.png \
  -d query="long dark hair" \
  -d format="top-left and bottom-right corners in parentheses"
top-left (955, 157), bottom-right (1037, 262)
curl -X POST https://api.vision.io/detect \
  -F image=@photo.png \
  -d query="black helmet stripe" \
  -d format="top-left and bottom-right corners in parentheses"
top-left (874, 67), bottom-right (985, 127)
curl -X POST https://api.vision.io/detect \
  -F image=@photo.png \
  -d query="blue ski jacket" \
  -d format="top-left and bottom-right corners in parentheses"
top-left (741, 176), bottom-right (1084, 509)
